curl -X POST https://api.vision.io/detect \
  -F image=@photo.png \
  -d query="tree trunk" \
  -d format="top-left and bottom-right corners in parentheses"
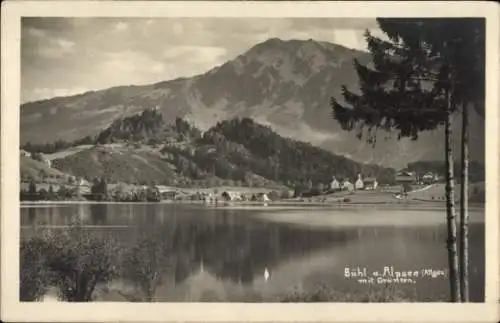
top-left (459, 102), bottom-right (470, 301)
top-left (445, 88), bottom-right (461, 302)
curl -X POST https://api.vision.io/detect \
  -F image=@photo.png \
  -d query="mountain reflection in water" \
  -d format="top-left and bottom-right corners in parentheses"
top-left (21, 203), bottom-right (485, 302)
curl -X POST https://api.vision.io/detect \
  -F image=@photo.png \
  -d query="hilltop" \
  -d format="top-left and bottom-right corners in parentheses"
top-left (25, 109), bottom-right (395, 188)
top-left (20, 38), bottom-right (485, 169)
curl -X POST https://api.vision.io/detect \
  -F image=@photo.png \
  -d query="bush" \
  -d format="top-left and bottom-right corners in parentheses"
top-left (121, 234), bottom-right (173, 302)
top-left (20, 236), bottom-right (52, 301)
top-left (280, 284), bottom-right (410, 302)
top-left (280, 189), bottom-right (291, 199)
top-left (267, 191), bottom-right (280, 201)
top-left (301, 188), bottom-right (322, 198)
top-left (19, 221), bottom-right (120, 302)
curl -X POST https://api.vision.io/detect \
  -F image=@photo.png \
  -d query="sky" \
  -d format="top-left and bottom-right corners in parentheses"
top-left (21, 17), bottom-right (383, 103)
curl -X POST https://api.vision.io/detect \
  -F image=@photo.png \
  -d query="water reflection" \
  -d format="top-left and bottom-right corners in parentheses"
top-left (90, 204), bottom-right (108, 225)
top-left (28, 207), bottom-right (36, 223)
top-left (20, 204), bottom-right (485, 302)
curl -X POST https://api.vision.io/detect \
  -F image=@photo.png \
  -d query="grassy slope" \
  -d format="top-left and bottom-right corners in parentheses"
top-left (52, 145), bottom-right (181, 184)
top-left (408, 182), bottom-right (485, 202)
top-left (44, 144), bottom-right (94, 160)
top-left (295, 182), bottom-right (486, 205)
top-left (20, 155), bottom-right (71, 182)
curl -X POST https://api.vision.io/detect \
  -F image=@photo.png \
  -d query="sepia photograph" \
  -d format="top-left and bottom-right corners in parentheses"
top-left (1, 1), bottom-right (499, 322)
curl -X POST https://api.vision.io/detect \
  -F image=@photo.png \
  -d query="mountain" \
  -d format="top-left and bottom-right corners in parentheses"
top-left (46, 109), bottom-right (394, 186)
top-left (20, 38), bottom-right (485, 169)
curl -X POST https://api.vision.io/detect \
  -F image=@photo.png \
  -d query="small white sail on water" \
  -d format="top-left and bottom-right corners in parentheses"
top-left (264, 267), bottom-right (270, 282)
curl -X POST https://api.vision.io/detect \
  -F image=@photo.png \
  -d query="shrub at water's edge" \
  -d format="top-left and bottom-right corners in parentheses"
top-left (20, 235), bottom-right (53, 301)
top-left (21, 221), bottom-right (182, 302)
top-left (20, 221), bottom-right (120, 302)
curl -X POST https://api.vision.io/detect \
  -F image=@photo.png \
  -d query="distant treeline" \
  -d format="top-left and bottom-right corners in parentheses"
top-left (22, 135), bottom-right (96, 155)
top-left (89, 177), bottom-right (161, 202)
top-left (20, 182), bottom-right (84, 202)
top-left (20, 179), bottom-right (161, 203)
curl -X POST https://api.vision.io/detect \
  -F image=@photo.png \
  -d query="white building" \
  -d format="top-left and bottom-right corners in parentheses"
top-left (341, 180), bottom-right (354, 192)
top-left (36, 153), bottom-right (52, 168)
top-left (355, 174), bottom-right (364, 190)
top-left (421, 172), bottom-right (437, 184)
top-left (330, 176), bottom-right (340, 190)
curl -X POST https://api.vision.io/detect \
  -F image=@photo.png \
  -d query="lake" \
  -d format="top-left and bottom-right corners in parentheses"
top-left (21, 203), bottom-right (485, 302)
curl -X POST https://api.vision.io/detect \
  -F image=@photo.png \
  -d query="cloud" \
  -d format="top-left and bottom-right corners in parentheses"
top-left (57, 38), bottom-right (75, 51)
top-left (333, 29), bottom-right (365, 51)
top-left (27, 27), bottom-right (46, 38)
top-left (37, 38), bottom-right (76, 58)
top-left (163, 46), bottom-right (228, 65)
top-left (101, 50), bottom-right (166, 74)
top-left (150, 62), bottom-right (167, 74)
top-left (289, 18), bottom-right (378, 31)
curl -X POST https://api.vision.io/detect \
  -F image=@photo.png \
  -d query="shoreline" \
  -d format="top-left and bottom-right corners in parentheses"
top-left (20, 199), bottom-right (485, 210)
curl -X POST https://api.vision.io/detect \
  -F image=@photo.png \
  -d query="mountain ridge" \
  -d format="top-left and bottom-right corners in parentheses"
top-left (21, 37), bottom-right (485, 168)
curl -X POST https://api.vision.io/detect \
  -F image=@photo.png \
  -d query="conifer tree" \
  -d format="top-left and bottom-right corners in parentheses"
top-left (331, 18), bottom-right (484, 302)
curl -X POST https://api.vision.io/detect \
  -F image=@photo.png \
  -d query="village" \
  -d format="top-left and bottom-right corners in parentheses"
top-left (20, 148), bottom-right (447, 205)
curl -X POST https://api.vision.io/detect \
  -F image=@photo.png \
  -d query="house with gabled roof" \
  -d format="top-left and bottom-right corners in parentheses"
top-left (395, 171), bottom-right (417, 184)
top-left (355, 174), bottom-right (364, 190)
top-left (341, 179), bottom-right (354, 192)
top-left (330, 176), bottom-right (340, 191)
top-left (363, 177), bottom-right (379, 190)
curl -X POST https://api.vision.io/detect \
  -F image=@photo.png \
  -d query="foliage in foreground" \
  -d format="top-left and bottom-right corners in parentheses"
top-left (20, 222), bottom-right (120, 302)
top-left (20, 221), bottom-right (182, 302)
top-left (20, 236), bottom-right (53, 301)
top-left (121, 233), bottom-right (173, 301)
top-left (280, 284), bottom-right (413, 302)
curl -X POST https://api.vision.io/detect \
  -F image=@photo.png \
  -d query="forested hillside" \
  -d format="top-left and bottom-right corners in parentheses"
top-left (34, 109), bottom-right (396, 187)
top-left (196, 118), bottom-right (396, 185)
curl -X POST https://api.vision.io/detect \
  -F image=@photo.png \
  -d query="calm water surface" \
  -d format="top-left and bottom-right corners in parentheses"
top-left (21, 203), bottom-right (485, 302)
